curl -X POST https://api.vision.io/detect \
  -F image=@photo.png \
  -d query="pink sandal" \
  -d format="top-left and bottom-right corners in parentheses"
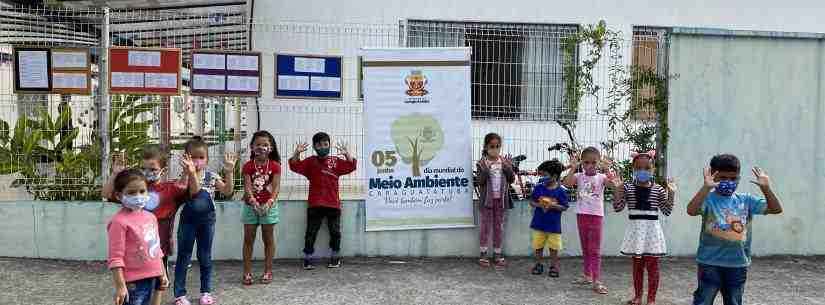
top-left (478, 257), bottom-right (491, 267)
top-left (242, 273), bottom-right (254, 286)
top-left (494, 257), bottom-right (507, 269)
top-left (260, 271), bottom-right (273, 284)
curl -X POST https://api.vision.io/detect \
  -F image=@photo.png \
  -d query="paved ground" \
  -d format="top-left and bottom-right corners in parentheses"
top-left (0, 256), bottom-right (823, 305)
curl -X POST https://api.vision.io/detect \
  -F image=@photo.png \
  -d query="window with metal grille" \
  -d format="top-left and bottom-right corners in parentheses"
top-left (405, 20), bottom-right (578, 120)
top-left (631, 27), bottom-right (669, 121)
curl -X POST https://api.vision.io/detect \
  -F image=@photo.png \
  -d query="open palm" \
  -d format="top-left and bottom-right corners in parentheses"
top-left (750, 167), bottom-right (771, 187)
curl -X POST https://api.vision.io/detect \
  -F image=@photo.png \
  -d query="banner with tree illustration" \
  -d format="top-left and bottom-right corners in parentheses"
top-left (362, 48), bottom-right (474, 231)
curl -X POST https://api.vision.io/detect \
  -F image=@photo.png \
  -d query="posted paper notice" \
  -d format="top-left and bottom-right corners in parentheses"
top-left (145, 73), bottom-right (178, 88)
top-left (227, 55), bottom-right (258, 71)
top-left (128, 51), bottom-right (161, 67)
top-left (52, 73), bottom-right (87, 89)
top-left (278, 75), bottom-right (309, 91)
top-left (17, 51), bottom-right (49, 89)
top-left (111, 72), bottom-right (144, 88)
top-left (293, 57), bottom-right (325, 73)
top-left (227, 75), bottom-right (259, 92)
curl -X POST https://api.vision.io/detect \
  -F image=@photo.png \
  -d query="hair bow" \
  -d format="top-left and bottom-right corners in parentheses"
top-left (631, 150), bottom-right (656, 160)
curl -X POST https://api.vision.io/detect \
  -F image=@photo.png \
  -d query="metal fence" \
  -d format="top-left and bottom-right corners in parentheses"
top-left (0, 5), bottom-right (670, 201)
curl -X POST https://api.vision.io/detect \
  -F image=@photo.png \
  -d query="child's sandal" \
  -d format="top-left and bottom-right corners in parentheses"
top-left (593, 283), bottom-right (609, 294)
top-left (547, 266), bottom-right (560, 278)
top-left (260, 271), bottom-right (273, 284)
top-left (242, 273), bottom-right (254, 286)
top-left (494, 257), bottom-right (507, 269)
top-left (478, 257), bottom-right (491, 267)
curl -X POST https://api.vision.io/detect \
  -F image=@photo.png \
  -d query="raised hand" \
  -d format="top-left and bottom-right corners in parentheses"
top-left (567, 153), bottom-right (580, 170)
top-left (294, 142), bottom-right (309, 157)
top-left (502, 153), bottom-right (513, 166)
top-left (666, 177), bottom-right (677, 193)
top-left (335, 142), bottom-right (350, 157)
top-left (703, 167), bottom-right (719, 189)
top-left (223, 152), bottom-right (238, 169)
top-left (750, 166), bottom-right (771, 188)
top-left (111, 151), bottom-right (127, 174)
top-left (180, 154), bottom-right (196, 175)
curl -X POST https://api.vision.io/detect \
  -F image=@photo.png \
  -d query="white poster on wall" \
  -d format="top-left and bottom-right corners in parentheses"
top-left (362, 47), bottom-right (474, 231)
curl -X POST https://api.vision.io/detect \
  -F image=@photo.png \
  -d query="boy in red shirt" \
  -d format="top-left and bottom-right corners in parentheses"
top-left (289, 132), bottom-right (357, 270)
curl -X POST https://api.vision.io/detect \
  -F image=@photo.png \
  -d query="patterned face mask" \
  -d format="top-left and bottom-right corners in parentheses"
top-left (716, 180), bottom-right (738, 196)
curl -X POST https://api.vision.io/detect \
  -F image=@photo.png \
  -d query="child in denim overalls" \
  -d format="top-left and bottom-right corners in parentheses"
top-left (173, 136), bottom-right (237, 305)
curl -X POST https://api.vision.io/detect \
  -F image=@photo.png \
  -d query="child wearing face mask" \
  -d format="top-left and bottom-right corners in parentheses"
top-left (562, 146), bottom-right (619, 295)
top-left (103, 147), bottom-right (198, 305)
top-left (107, 169), bottom-right (169, 305)
top-left (241, 131), bottom-right (282, 285)
top-left (174, 136), bottom-right (237, 305)
top-left (289, 132), bottom-right (357, 270)
top-left (475, 133), bottom-right (516, 269)
top-left (529, 159), bottom-right (569, 278)
top-left (612, 151), bottom-right (676, 305)
top-left (686, 154), bottom-right (782, 305)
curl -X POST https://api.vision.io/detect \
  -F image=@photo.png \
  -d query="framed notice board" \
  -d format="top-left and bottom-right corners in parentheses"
top-left (109, 47), bottom-right (181, 95)
top-left (13, 46), bottom-right (51, 94)
top-left (275, 53), bottom-right (343, 99)
top-left (190, 50), bottom-right (261, 97)
top-left (50, 48), bottom-right (92, 95)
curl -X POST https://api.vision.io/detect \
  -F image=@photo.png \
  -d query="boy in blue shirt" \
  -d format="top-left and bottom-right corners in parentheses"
top-left (686, 154), bottom-right (783, 305)
top-left (529, 159), bottom-right (570, 278)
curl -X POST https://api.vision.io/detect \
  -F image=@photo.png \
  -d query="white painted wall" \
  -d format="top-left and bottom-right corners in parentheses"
top-left (261, 0), bottom-right (825, 34)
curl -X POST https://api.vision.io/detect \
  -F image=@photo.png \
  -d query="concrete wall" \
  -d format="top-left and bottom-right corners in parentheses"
top-left (1, 196), bottom-right (814, 260)
top-left (666, 28), bottom-right (825, 256)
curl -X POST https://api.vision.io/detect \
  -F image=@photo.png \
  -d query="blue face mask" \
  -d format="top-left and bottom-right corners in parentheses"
top-left (716, 180), bottom-right (738, 196)
top-left (633, 170), bottom-right (652, 183)
top-left (142, 192), bottom-right (160, 211)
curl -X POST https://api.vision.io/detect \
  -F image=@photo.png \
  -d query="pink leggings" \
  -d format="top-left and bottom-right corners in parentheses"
top-left (577, 214), bottom-right (603, 282)
top-left (479, 199), bottom-right (505, 252)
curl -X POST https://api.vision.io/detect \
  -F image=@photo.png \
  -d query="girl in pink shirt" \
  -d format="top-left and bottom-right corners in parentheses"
top-left (562, 147), bottom-right (619, 295)
top-left (108, 169), bottom-right (169, 305)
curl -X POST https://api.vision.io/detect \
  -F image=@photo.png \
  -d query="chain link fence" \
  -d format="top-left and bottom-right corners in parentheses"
top-left (0, 5), bottom-right (670, 201)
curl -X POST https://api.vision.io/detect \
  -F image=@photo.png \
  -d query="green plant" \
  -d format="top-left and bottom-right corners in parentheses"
top-left (556, 20), bottom-right (622, 153)
top-left (82, 95), bottom-right (158, 179)
top-left (602, 63), bottom-right (676, 181)
top-left (0, 106), bottom-right (99, 200)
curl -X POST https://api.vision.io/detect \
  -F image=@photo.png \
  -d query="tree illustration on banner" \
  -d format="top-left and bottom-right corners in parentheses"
top-left (391, 114), bottom-right (444, 176)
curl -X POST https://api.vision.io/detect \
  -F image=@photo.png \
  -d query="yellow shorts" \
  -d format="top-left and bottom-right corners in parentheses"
top-left (532, 230), bottom-right (563, 251)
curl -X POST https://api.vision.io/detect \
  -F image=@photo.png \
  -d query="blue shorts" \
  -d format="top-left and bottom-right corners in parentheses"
top-left (125, 277), bottom-right (158, 305)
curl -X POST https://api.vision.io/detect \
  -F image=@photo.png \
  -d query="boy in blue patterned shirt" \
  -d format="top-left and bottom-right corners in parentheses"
top-left (686, 154), bottom-right (783, 305)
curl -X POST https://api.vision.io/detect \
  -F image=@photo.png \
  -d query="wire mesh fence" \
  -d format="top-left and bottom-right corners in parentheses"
top-left (0, 5), bottom-right (670, 201)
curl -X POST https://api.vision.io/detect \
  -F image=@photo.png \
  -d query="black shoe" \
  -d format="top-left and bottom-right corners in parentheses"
top-left (548, 266), bottom-right (560, 278)
top-left (303, 258), bottom-right (316, 270)
top-left (531, 263), bottom-right (545, 275)
top-left (327, 256), bottom-right (342, 268)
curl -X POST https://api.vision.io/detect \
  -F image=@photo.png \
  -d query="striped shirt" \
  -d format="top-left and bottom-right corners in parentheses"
top-left (614, 182), bottom-right (672, 219)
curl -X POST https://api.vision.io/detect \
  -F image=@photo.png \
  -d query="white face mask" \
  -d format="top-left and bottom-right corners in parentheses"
top-left (122, 194), bottom-right (150, 211)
